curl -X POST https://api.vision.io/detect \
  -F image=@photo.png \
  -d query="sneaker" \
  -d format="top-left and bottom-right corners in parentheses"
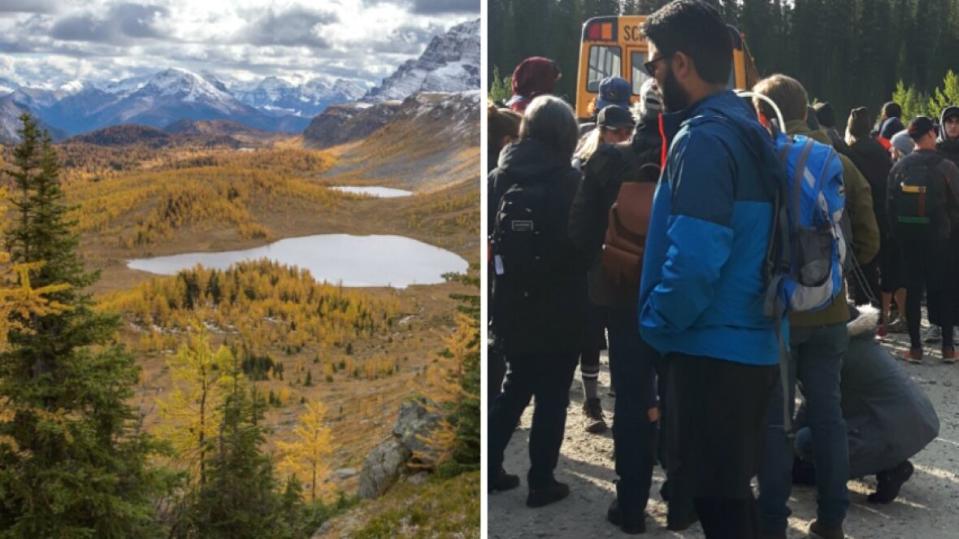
top-left (943, 346), bottom-right (956, 364)
top-left (808, 520), bottom-right (845, 539)
top-left (900, 348), bottom-right (923, 364)
top-left (886, 317), bottom-right (908, 334)
top-left (526, 478), bottom-right (570, 508)
top-left (488, 468), bottom-right (519, 493)
top-left (583, 398), bottom-right (608, 434)
top-left (868, 460), bottom-right (914, 504)
top-left (923, 325), bottom-right (942, 343)
top-left (606, 499), bottom-right (646, 535)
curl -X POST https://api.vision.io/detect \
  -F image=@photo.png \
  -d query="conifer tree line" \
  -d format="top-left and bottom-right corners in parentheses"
top-left (490, 0), bottom-right (959, 123)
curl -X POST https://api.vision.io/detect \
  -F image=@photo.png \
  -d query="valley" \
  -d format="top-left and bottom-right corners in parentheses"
top-left (0, 94), bottom-right (479, 508)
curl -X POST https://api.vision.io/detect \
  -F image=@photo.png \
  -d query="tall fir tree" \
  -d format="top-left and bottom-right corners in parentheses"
top-left (0, 114), bottom-right (167, 537)
top-left (178, 381), bottom-right (297, 539)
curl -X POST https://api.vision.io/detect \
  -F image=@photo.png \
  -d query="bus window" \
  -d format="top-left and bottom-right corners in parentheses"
top-left (586, 45), bottom-right (622, 92)
top-left (630, 51), bottom-right (651, 95)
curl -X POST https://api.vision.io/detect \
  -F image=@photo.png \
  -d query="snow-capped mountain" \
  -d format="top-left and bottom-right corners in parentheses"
top-left (232, 76), bottom-right (368, 118)
top-left (363, 19), bottom-right (480, 102)
top-left (0, 94), bottom-right (66, 144)
top-left (0, 68), bottom-right (329, 138)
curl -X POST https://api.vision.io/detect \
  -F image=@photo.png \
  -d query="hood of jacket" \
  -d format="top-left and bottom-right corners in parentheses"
top-left (662, 90), bottom-right (778, 170)
top-left (497, 137), bottom-right (571, 181)
top-left (847, 305), bottom-right (879, 339)
top-left (939, 106), bottom-right (959, 142)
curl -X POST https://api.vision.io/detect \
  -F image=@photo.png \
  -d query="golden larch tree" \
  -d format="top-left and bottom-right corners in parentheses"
top-left (157, 331), bottom-right (238, 485)
top-left (277, 400), bottom-right (334, 502)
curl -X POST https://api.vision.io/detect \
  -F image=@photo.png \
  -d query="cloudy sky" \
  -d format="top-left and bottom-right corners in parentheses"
top-left (0, 0), bottom-right (478, 89)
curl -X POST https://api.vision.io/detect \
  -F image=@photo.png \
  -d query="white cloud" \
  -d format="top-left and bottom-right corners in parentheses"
top-left (0, 0), bottom-right (473, 87)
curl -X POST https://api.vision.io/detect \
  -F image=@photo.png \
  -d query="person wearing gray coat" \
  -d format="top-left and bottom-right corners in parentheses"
top-left (792, 306), bottom-right (940, 504)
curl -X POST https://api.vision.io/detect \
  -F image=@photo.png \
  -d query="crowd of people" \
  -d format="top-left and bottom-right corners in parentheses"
top-left (487, 1), bottom-right (947, 538)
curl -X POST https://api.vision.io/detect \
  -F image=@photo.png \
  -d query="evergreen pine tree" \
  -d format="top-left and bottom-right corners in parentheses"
top-left (0, 114), bottom-right (167, 538)
top-left (182, 385), bottom-right (285, 538)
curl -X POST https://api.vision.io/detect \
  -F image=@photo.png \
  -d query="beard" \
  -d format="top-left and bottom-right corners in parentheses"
top-left (660, 66), bottom-right (691, 112)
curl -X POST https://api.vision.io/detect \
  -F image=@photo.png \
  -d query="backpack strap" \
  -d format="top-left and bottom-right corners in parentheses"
top-left (790, 139), bottom-right (816, 230)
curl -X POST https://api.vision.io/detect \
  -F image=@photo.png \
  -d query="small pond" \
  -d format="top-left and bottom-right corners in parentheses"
top-left (127, 234), bottom-right (467, 288)
top-left (330, 186), bottom-right (413, 198)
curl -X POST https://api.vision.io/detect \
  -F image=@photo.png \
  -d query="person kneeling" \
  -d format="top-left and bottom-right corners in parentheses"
top-left (792, 306), bottom-right (940, 504)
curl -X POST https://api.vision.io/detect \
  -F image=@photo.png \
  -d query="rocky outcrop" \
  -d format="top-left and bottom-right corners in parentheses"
top-left (392, 398), bottom-right (443, 459)
top-left (356, 398), bottom-right (441, 499)
top-left (363, 19), bottom-right (480, 103)
top-left (301, 101), bottom-right (403, 149)
top-left (302, 90), bottom-right (478, 151)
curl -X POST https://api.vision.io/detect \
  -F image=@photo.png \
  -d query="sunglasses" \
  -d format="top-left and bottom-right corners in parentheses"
top-left (643, 54), bottom-right (671, 77)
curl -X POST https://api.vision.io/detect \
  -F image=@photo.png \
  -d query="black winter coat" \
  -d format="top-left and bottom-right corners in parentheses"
top-left (847, 138), bottom-right (892, 238)
top-left (488, 138), bottom-right (587, 356)
top-left (568, 120), bottom-right (662, 307)
top-left (938, 138), bottom-right (959, 169)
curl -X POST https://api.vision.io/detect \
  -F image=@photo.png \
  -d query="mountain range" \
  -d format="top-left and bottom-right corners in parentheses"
top-left (362, 19), bottom-right (479, 102)
top-left (0, 18), bottom-right (478, 143)
top-left (304, 18), bottom-right (480, 149)
top-left (0, 70), bottom-right (367, 140)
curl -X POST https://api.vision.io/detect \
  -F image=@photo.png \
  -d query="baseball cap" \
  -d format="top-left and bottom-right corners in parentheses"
top-left (597, 105), bottom-right (635, 130)
top-left (908, 116), bottom-right (937, 141)
top-left (596, 76), bottom-right (631, 111)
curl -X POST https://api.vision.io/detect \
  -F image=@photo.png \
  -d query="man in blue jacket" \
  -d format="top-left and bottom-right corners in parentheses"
top-left (639, 2), bottom-right (782, 537)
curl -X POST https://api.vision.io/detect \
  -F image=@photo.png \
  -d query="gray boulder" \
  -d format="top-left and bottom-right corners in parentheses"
top-left (357, 439), bottom-right (410, 499)
top-left (393, 398), bottom-right (442, 458)
top-left (356, 398), bottom-right (442, 499)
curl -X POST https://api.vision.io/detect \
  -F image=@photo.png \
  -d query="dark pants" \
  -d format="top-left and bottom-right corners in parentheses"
top-left (487, 351), bottom-right (578, 488)
top-left (665, 353), bottom-right (777, 539)
top-left (849, 259), bottom-right (880, 307)
top-left (759, 323), bottom-right (850, 533)
top-left (488, 341), bottom-right (506, 403)
top-left (902, 236), bottom-right (955, 350)
top-left (580, 304), bottom-right (606, 388)
top-left (606, 306), bottom-right (657, 515)
top-left (654, 354), bottom-right (697, 525)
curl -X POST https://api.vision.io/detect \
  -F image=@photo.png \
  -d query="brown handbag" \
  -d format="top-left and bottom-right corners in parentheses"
top-left (601, 180), bottom-right (656, 293)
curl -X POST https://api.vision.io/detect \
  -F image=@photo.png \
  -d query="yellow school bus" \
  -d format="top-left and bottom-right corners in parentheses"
top-left (575, 15), bottom-right (760, 120)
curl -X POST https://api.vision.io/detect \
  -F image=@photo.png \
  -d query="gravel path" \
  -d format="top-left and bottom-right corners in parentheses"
top-left (489, 325), bottom-right (959, 538)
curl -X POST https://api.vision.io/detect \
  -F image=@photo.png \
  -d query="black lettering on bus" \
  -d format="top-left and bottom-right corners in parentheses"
top-left (624, 25), bottom-right (643, 42)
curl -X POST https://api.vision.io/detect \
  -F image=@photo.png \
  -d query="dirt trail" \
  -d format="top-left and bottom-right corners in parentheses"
top-left (489, 326), bottom-right (959, 538)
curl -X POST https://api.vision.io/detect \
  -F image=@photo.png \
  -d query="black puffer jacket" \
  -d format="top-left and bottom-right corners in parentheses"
top-left (488, 138), bottom-right (586, 356)
top-left (847, 137), bottom-right (892, 238)
top-left (568, 120), bottom-right (662, 306)
top-left (938, 138), bottom-right (959, 169)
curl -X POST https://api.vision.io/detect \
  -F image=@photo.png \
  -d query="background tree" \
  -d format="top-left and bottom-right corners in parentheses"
top-left (178, 382), bottom-right (285, 539)
top-left (277, 400), bottom-right (334, 503)
top-left (421, 267), bottom-right (480, 475)
top-left (489, 0), bottom-right (959, 129)
top-left (0, 187), bottom-right (68, 351)
top-left (158, 332), bottom-right (237, 486)
top-left (0, 114), bottom-right (168, 538)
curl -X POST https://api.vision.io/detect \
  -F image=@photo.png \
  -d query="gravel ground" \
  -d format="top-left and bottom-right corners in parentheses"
top-left (489, 322), bottom-right (959, 538)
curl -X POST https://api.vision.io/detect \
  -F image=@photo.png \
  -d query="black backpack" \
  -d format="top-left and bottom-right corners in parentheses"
top-left (490, 176), bottom-right (567, 317)
top-left (892, 153), bottom-right (947, 227)
top-left (492, 180), bottom-right (551, 282)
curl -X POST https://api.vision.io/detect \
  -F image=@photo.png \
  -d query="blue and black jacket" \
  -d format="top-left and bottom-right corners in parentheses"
top-left (638, 90), bottom-right (781, 366)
